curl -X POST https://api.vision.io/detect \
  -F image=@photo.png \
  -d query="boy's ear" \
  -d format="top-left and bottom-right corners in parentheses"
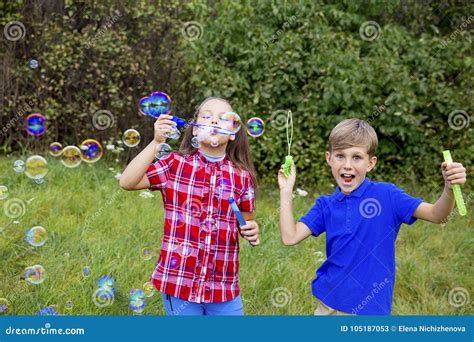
top-left (367, 155), bottom-right (377, 172)
top-left (325, 151), bottom-right (332, 166)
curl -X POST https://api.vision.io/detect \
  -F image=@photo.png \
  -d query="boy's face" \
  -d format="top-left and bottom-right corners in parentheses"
top-left (326, 146), bottom-right (377, 195)
top-left (193, 99), bottom-right (236, 147)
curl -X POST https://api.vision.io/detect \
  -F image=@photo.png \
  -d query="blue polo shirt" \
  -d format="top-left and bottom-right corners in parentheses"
top-left (300, 178), bottom-right (423, 315)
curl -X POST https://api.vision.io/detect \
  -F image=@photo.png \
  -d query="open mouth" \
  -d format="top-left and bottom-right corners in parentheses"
top-left (341, 173), bottom-right (355, 185)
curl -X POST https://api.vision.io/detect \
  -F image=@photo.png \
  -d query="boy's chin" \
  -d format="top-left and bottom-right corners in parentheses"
top-left (337, 178), bottom-right (363, 194)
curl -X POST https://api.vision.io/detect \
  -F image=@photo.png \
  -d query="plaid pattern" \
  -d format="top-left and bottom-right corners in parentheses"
top-left (146, 150), bottom-right (255, 303)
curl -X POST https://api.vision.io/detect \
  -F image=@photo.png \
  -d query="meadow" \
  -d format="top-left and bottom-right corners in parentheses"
top-left (0, 152), bottom-right (472, 316)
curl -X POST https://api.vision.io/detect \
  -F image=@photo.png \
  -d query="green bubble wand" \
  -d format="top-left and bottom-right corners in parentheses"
top-left (283, 110), bottom-right (293, 177)
top-left (442, 150), bottom-right (467, 216)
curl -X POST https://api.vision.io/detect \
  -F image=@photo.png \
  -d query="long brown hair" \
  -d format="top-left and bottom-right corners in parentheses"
top-left (179, 97), bottom-right (258, 187)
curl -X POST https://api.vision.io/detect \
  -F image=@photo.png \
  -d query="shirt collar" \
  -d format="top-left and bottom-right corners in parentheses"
top-left (335, 177), bottom-right (371, 201)
top-left (195, 149), bottom-right (228, 166)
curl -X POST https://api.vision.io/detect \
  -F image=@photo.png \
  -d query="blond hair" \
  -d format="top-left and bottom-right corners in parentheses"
top-left (329, 118), bottom-right (378, 156)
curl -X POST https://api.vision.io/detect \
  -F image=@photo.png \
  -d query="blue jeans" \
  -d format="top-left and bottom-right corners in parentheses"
top-left (162, 293), bottom-right (244, 316)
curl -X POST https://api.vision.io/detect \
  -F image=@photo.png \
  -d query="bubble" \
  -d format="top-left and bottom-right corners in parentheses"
top-left (65, 300), bottom-right (73, 310)
top-left (122, 129), bottom-right (141, 147)
top-left (191, 136), bottom-right (200, 149)
top-left (24, 265), bottom-right (46, 284)
top-left (155, 143), bottom-right (171, 160)
top-left (169, 255), bottom-right (180, 269)
top-left (179, 242), bottom-right (193, 258)
top-left (25, 113), bottom-right (46, 136)
top-left (218, 112), bottom-right (242, 135)
top-left (143, 282), bottom-right (155, 297)
top-left (129, 289), bottom-right (146, 314)
top-left (61, 146), bottom-right (82, 168)
top-left (13, 160), bottom-right (25, 173)
top-left (29, 59), bottom-right (39, 69)
top-left (164, 126), bottom-right (181, 140)
top-left (49, 142), bottom-right (63, 157)
top-left (139, 91), bottom-right (172, 118)
top-left (0, 298), bottom-right (9, 314)
top-left (82, 266), bottom-right (91, 277)
top-left (0, 185), bottom-right (8, 200)
top-left (34, 176), bottom-right (44, 185)
top-left (24, 155), bottom-right (48, 179)
top-left (97, 275), bottom-right (115, 290)
top-left (141, 247), bottom-right (154, 261)
top-left (80, 139), bottom-right (103, 163)
top-left (37, 305), bottom-right (58, 315)
top-left (25, 226), bottom-right (47, 247)
top-left (246, 117), bottom-right (265, 137)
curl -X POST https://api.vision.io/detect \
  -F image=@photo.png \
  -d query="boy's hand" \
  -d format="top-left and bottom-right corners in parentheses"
top-left (441, 162), bottom-right (466, 189)
top-left (278, 162), bottom-right (296, 193)
top-left (240, 220), bottom-right (260, 246)
top-left (154, 115), bottom-right (176, 144)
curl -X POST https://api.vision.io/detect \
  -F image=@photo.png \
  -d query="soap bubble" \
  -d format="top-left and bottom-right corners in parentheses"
top-left (25, 113), bottom-right (46, 136)
top-left (246, 117), bottom-right (265, 137)
top-left (24, 265), bottom-right (46, 284)
top-left (179, 242), bottom-right (193, 258)
top-left (25, 226), bottom-right (47, 247)
top-left (169, 256), bottom-right (180, 269)
top-left (218, 112), bottom-right (242, 135)
top-left (37, 306), bottom-right (58, 315)
top-left (141, 247), bottom-right (154, 261)
top-left (34, 176), bottom-right (44, 185)
top-left (143, 282), bottom-right (155, 297)
top-left (61, 146), bottom-right (82, 168)
top-left (97, 275), bottom-right (115, 292)
top-left (155, 143), bottom-right (171, 160)
top-left (210, 137), bottom-right (219, 147)
top-left (0, 298), bottom-right (9, 314)
top-left (80, 139), bottom-right (103, 163)
top-left (129, 289), bottom-right (146, 313)
top-left (13, 160), bottom-right (25, 173)
top-left (0, 185), bottom-right (8, 200)
top-left (139, 91), bottom-right (172, 118)
top-left (65, 300), bottom-right (73, 310)
top-left (82, 266), bottom-right (91, 278)
top-left (49, 142), bottom-right (63, 157)
top-left (122, 129), bottom-right (141, 147)
top-left (191, 136), bottom-right (200, 148)
top-left (29, 59), bottom-right (39, 69)
top-left (25, 155), bottom-right (48, 179)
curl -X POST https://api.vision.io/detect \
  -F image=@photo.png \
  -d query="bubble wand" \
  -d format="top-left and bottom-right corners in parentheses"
top-left (442, 150), bottom-right (467, 216)
top-left (283, 110), bottom-right (293, 177)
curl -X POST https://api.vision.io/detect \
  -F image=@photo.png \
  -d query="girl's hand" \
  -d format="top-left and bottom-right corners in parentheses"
top-left (240, 220), bottom-right (260, 246)
top-left (154, 115), bottom-right (177, 144)
top-left (441, 162), bottom-right (466, 189)
top-left (278, 162), bottom-right (296, 193)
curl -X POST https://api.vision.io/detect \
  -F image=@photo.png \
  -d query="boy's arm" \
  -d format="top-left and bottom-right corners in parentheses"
top-left (119, 115), bottom-right (176, 190)
top-left (414, 162), bottom-right (466, 223)
top-left (278, 163), bottom-right (313, 246)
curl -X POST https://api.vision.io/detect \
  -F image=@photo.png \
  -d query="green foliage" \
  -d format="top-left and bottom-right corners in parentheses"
top-left (1, 0), bottom-right (472, 189)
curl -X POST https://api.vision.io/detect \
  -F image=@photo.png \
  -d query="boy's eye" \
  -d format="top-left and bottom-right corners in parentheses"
top-left (354, 156), bottom-right (361, 160)
top-left (336, 154), bottom-right (344, 159)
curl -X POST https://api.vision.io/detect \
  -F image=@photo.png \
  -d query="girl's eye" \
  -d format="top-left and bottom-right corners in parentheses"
top-left (201, 115), bottom-right (211, 119)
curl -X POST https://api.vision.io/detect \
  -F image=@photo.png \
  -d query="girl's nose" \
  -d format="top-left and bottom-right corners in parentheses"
top-left (211, 120), bottom-right (218, 125)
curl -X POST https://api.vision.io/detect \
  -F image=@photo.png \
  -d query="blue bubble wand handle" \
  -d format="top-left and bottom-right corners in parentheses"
top-left (228, 197), bottom-right (256, 247)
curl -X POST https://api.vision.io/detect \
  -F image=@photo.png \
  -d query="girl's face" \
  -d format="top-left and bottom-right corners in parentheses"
top-left (193, 99), bottom-right (236, 148)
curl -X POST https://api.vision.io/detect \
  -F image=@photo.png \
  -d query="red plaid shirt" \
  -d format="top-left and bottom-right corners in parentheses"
top-left (146, 150), bottom-right (255, 303)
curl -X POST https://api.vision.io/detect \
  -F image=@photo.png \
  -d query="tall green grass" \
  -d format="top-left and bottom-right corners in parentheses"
top-left (0, 155), bottom-right (472, 315)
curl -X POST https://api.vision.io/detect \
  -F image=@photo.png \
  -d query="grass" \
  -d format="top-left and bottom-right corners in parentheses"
top-left (0, 154), bottom-right (472, 315)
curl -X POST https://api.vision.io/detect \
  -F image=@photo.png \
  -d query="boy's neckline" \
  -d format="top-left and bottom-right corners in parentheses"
top-left (335, 177), bottom-right (371, 200)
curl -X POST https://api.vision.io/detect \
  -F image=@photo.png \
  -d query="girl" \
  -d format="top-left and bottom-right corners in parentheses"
top-left (120, 97), bottom-right (259, 315)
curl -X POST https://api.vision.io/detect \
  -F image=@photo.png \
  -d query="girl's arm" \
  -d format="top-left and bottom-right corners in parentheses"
top-left (119, 115), bottom-right (176, 190)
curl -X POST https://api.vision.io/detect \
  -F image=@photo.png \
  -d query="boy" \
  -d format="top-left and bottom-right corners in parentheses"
top-left (277, 118), bottom-right (467, 315)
